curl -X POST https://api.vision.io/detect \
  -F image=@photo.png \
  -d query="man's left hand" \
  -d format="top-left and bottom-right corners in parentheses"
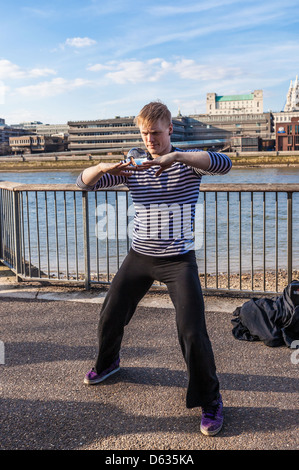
top-left (140, 152), bottom-right (177, 176)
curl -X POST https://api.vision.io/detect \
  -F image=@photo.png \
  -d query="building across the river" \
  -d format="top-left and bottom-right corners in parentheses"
top-left (284, 76), bottom-right (299, 112)
top-left (4, 78), bottom-right (299, 155)
top-left (67, 116), bottom-right (187, 152)
top-left (206, 90), bottom-right (263, 115)
top-left (275, 116), bottom-right (299, 151)
top-left (9, 134), bottom-right (67, 154)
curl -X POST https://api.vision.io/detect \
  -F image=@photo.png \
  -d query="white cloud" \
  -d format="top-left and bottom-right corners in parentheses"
top-left (124, 2), bottom-right (291, 54)
top-left (3, 107), bottom-right (42, 125)
top-left (88, 59), bottom-right (167, 83)
top-left (28, 68), bottom-right (57, 78)
top-left (172, 59), bottom-right (243, 81)
top-left (16, 77), bottom-right (91, 98)
top-left (65, 37), bottom-right (97, 48)
top-left (150, 0), bottom-right (240, 16)
top-left (106, 59), bottom-right (169, 84)
top-left (173, 98), bottom-right (206, 115)
top-left (87, 63), bottom-right (113, 72)
top-left (87, 58), bottom-right (242, 84)
top-left (0, 59), bottom-right (56, 80)
top-left (0, 80), bottom-right (5, 104)
top-left (21, 7), bottom-right (56, 18)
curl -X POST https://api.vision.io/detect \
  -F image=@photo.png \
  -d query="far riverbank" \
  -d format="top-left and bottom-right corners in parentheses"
top-left (1, 153), bottom-right (299, 171)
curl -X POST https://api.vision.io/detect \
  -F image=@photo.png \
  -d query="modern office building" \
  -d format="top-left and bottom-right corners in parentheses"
top-left (67, 109), bottom-right (273, 153)
top-left (67, 116), bottom-right (186, 152)
top-left (11, 121), bottom-right (69, 136)
top-left (206, 90), bottom-right (263, 115)
top-left (175, 114), bottom-right (230, 149)
top-left (11, 121), bottom-right (43, 130)
top-left (275, 116), bottom-right (299, 151)
top-left (68, 117), bottom-right (141, 152)
top-left (9, 134), bottom-right (67, 154)
top-left (186, 112), bottom-right (273, 149)
top-left (272, 110), bottom-right (299, 137)
top-left (0, 122), bottom-right (31, 155)
top-left (35, 123), bottom-right (69, 136)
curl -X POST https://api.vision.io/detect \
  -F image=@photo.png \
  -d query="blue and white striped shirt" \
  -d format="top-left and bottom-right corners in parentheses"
top-left (77, 149), bottom-right (232, 257)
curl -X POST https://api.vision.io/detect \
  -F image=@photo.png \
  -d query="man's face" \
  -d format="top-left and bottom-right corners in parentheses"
top-left (139, 119), bottom-right (173, 157)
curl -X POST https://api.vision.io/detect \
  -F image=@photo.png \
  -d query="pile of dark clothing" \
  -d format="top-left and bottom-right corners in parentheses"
top-left (232, 280), bottom-right (299, 347)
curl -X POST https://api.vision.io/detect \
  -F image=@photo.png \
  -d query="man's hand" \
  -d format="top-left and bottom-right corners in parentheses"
top-left (81, 160), bottom-right (137, 186)
top-left (140, 150), bottom-right (211, 176)
top-left (100, 161), bottom-right (134, 176)
top-left (140, 152), bottom-right (177, 176)
top-left (81, 158), bottom-right (151, 186)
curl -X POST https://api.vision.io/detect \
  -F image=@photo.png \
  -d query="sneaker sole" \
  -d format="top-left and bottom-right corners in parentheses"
top-left (84, 366), bottom-right (120, 385)
top-left (200, 422), bottom-right (223, 436)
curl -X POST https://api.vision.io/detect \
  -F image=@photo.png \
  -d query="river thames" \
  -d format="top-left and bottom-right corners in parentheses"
top-left (1, 164), bottom-right (299, 184)
top-left (1, 165), bottom-right (298, 288)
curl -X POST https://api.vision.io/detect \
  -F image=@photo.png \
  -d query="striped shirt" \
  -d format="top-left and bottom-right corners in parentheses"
top-left (76, 149), bottom-right (232, 257)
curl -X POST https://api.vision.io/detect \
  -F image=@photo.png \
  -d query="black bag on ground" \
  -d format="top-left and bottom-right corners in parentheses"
top-left (231, 280), bottom-right (299, 347)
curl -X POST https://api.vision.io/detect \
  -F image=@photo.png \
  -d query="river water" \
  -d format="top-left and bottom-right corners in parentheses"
top-left (1, 166), bottom-right (298, 277)
top-left (1, 165), bottom-right (299, 184)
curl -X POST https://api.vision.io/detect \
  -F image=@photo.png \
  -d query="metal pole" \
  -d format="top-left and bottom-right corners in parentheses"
top-left (0, 189), bottom-right (2, 260)
top-left (82, 191), bottom-right (90, 290)
top-left (13, 190), bottom-right (22, 282)
top-left (287, 192), bottom-right (293, 285)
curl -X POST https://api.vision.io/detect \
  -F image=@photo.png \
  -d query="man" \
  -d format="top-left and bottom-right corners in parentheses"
top-left (76, 101), bottom-right (232, 436)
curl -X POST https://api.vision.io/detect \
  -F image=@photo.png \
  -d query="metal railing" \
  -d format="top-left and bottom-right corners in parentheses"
top-left (1, 181), bottom-right (298, 295)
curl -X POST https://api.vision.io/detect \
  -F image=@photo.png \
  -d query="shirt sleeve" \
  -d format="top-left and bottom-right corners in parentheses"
top-left (192, 150), bottom-right (232, 176)
top-left (76, 171), bottom-right (127, 191)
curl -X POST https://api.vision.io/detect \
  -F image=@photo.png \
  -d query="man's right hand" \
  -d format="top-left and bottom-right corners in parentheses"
top-left (99, 161), bottom-right (134, 176)
top-left (81, 160), bottom-right (141, 186)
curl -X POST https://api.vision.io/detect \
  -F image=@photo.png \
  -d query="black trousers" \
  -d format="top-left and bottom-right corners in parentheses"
top-left (95, 248), bottom-right (220, 408)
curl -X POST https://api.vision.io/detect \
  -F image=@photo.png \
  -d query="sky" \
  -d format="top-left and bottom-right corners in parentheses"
top-left (0, 0), bottom-right (299, 125)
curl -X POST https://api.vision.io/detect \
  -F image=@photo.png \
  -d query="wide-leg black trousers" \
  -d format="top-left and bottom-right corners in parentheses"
top-left (95, 248), bottom-right (220, 408)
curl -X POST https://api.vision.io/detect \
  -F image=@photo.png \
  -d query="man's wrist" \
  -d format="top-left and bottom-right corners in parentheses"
top-left (96, 162), bottom-right (107, 175)
top-left (173, 151), bottom-right (184, 163)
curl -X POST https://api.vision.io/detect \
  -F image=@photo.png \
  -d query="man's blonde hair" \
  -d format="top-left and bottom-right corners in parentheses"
top-left (135, 101), bottom-right (172, 127)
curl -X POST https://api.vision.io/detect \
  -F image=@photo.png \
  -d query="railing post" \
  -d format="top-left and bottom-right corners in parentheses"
top-left (13, 190), bottom-right (22, 282)
top-left (0, 190), bottom-right (3, 260)
top-left (287, 192), bottom-right (293, 285)
top-left (82, 191), bottom-right (90, 290)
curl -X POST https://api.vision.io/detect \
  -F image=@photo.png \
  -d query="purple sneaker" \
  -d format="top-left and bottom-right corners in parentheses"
top-left (84, 357), bottom-right (120, 385)
top-left (200, 394), bottom-right (223, 436)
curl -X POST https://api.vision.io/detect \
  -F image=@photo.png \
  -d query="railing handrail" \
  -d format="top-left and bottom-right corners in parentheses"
top-left (201, 183), bottom-right (299, 193)
top-left (1, 181), bottom-right (299, 193)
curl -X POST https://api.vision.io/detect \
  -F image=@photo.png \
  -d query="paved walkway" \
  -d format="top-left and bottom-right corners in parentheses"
top-left (1, 264), bottom-right (298, 451)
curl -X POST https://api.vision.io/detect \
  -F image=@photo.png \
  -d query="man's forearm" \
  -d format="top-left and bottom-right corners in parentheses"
top-left (175, 151), bottom-right (211, 170)
top-left (81, 163), bottom-right (105, 186)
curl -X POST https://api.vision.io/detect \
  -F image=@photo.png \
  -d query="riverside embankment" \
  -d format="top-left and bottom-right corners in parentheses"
top-left (1, 150), bottom-right (299, 170)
